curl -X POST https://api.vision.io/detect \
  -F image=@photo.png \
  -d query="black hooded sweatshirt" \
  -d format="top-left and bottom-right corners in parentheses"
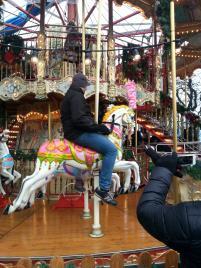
top-left (61, 85), bottom-right (109, 141)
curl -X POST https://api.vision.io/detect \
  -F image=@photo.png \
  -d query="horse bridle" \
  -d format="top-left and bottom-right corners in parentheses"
top-left (102, 114), bottom-right (120, 133)
top-left (103, 113), bottom-right (133, 133)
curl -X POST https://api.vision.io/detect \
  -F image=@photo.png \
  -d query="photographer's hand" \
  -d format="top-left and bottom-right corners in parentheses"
top-left (145, 146), bottom-right (183, 178)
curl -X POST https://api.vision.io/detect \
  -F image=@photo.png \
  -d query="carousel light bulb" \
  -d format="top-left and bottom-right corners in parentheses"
top-left (85, 58), bottom-right (92, 65)
top-left (176, 47), bottom-right (182, 55)
top-left (132, 54), bottom-right (141, 62)
top-left (31, 56), bottom-right (38, 64)
top-left (37, 32), bottom-right (46, 49)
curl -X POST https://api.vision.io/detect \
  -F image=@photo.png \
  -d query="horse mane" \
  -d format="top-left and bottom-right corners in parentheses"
top-left (102, 105), bottom-right (128, 122)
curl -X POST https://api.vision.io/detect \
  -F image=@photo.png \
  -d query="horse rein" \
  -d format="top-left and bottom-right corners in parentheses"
top-left (103, 113), bottom-right (133, 133)
top-left (102, 114), bottom-right (120, 133)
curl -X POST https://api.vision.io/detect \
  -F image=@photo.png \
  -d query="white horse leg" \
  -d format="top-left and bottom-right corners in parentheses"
top-left (28, 174), bottom-right (53, 208)
top-left (114, 160), bottom-right (140, 192)
top-left (40, 184), bottom-right (47, 195)
top-left (114, 161), bottom-right (132, 192)
top-left (90, 170), bottom-right (104, 237)
top-left (1, 168), bottom-right (14, 185)
top-left (129, 161), bottom-right (141, 190)
top-left (21, 174), bottom-right (54, 210)
top-left (17, 163), bottom-right (57, 210)
top-left (13, 170), bottom-right (21, 183)
top-left (8, 170), bottom-right (48, 213)
top-left (123, 169), bottom-right (132, 192)
top-left (83, 180), bottom-right (91, 219)
top-left (111, 177), bottom-right (116, 193)
top-left (111, 173), bottom-right (121, 192)
top-left (12, 159), bottom-right (41, 206)
top-left (28, 191), bottom-right (36, 208)
top-left (6, 162), bottom-right (58, 214)
top-left (0, 178), bottom-right (6, 195)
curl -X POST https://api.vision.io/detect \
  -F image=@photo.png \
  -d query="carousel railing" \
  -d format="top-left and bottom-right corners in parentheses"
top-left (155, 141), bottom-right (201, 155)
top-left (0, 35), bottom-right (97, 82)
top-left (142, 114), bottom-right (198, 142)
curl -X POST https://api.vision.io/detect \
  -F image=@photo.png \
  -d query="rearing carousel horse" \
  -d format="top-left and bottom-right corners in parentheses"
top-left (4, 105), bottom-right (140, 218)
top-left (0, 129), bottom-right (21, 195)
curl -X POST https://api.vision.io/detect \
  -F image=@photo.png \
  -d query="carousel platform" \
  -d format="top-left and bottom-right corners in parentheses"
top-left (0, 191), bottom-right (164, 261)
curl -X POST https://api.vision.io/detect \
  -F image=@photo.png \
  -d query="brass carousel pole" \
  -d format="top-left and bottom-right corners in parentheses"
top-left (48, 103), bottom-right (51, 140)
top-left (94, 0), bottom-right (102, 123)
top-left (82, 0), bottom-right (91, 220)
top-left (184, 58), bottom-right (189, 142)
top-left (82, 0), bottom-right (86, 75)
top-left (170, 0), bottom-right (178, 151)
top-left (135, 110), bottom-right (138, 155)
top-left (170, 0), bottom-right (179, 203)
top-left (91, 0), bottom-right (104, 238)
top-left (39, 0), bottom-right (49, 140)
top-left (107, 0), bottom-right (116, 100)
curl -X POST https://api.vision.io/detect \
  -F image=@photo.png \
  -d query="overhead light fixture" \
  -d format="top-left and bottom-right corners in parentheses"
top-left (132, 50), bottom-right (141, 62)
top-left (85, 49), bottom-right (91, 65)
top-left (176, 47), bottom-right (182, 55)
top-left (31, 56), bottom-right (38, 64)
top-left (85, 58), bottom-right (91, 65)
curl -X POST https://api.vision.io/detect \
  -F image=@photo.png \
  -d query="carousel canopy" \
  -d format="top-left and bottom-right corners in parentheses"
top-left (0, 0), bottom-right (200, 116)
top-left (116, 0), bottom-right (201, 78)
top-left (2, 0), bottom-right (201, 77)
top-left (0, 0), bottom-right (153, 47)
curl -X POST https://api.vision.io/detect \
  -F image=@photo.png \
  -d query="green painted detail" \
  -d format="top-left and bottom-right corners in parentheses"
top-left (38, 154), bottom-right (67, 164)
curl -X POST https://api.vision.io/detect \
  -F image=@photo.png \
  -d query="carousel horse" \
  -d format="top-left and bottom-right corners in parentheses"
top-left (4, 105), bottom-right (140, 217)
top-left (0, 129), bottom-right (21, 195)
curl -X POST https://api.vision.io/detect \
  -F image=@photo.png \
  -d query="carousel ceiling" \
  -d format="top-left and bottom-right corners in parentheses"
top-left (118, 0), bottom-right (201, 77)
top-left (1, 0), bottom-right (201, 78)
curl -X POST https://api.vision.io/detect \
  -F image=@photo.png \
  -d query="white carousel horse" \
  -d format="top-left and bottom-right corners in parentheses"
top-left (0, 129), bottom-right (21, 195)
top-left (4, 105), bottom-right (140, 236)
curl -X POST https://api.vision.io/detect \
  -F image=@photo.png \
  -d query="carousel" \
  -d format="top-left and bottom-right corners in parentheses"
top-left (0, 0), bottom-right (200, 267)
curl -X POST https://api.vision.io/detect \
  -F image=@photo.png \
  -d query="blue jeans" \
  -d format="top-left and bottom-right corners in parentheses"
top-left (74, 133), bottom-right (117, 191)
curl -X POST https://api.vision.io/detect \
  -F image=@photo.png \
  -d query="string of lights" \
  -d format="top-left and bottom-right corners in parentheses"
top-left (0, 39), bottom-right (181, 53)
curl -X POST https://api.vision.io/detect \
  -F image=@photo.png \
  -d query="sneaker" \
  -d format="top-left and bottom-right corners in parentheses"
top-left (95, 188), bottom-right (118, 206)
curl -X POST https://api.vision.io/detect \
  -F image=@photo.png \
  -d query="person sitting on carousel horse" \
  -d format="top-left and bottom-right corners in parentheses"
top-left (61, 73), bottom-right (118, 206)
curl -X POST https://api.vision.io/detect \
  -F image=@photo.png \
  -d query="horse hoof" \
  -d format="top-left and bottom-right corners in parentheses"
top-left (113, 193), bottom-right (119, 199)
top-left (36, 191), bottom-right (44, 199)
top-left (24, 202), bottom-right (31, 209)
top-left (3, 204), bottom-right (10, 215)
top-left (131, 185), bottom-right (136, 192)
top-left (118, 187), bottom-right (124, 195)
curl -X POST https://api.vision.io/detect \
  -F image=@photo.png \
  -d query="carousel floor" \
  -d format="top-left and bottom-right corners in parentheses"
top-left (0, 191), bottom-right (164, 259)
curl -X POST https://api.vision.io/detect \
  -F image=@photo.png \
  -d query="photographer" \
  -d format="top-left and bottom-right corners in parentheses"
top-left (137, 147), bottom-right (201, 268)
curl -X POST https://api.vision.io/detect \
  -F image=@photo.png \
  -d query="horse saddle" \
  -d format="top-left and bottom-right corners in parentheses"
top-left (38, 139), bottom-right (100, 168)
